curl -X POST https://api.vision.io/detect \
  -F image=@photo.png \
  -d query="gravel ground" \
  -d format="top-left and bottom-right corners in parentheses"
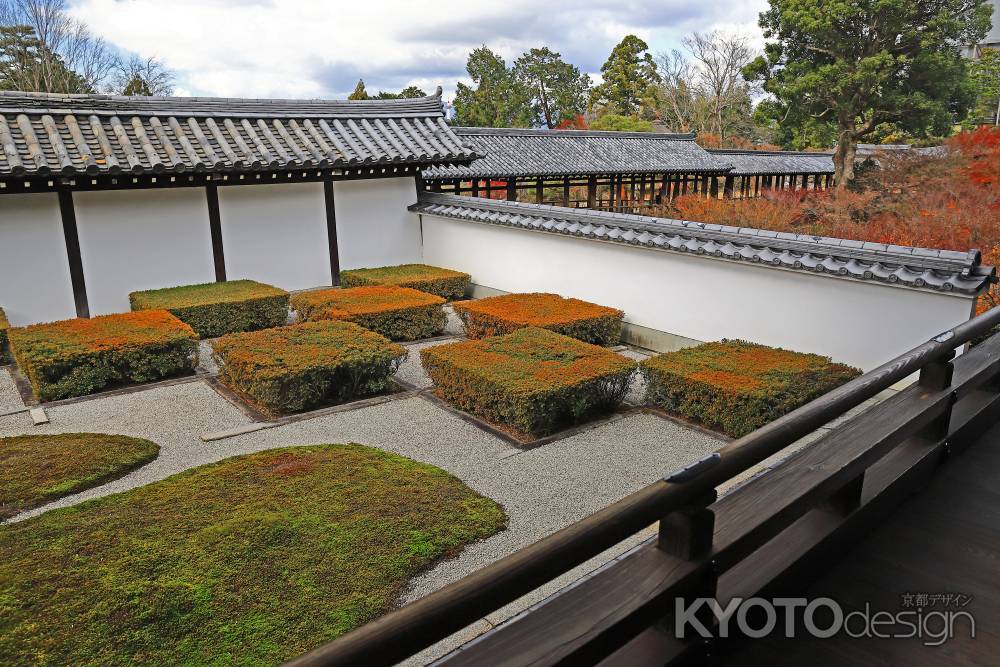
top-left (0, 367), bottom-right (24, 414)
top-left (0, 345), bottom-right (896, 665)
top-left (396, 338), bottom-right (458, 389)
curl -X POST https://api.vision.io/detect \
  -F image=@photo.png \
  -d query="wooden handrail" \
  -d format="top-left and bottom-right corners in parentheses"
top-left (283, 307), bottom-right (1000, 667)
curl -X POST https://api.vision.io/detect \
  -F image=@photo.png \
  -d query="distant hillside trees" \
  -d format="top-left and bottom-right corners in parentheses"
top-left (0, 0), bottom-right (173, 95)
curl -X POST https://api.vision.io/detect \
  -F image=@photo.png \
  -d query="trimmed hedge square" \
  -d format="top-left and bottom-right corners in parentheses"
top-left (340, 263), bottom-right (471, 300)
top-left (0, 308), bottom-right (9, 364)
top-left (421, 327), bottom-right (636, 438)
top-left (453, 292), bottom-right (624, 345)
top-left (9, 310), bottom-right (199, 401)
top-left (212, 320), bottom-right (407, 414)
top-left (129, 280), bottom-right (289, 338)
top-left (641, 340), bottom-right (861, 438)
top-left (291, 286), bottom-right (446, 341)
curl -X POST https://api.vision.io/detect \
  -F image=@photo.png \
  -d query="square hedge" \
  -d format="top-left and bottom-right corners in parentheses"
top-left (212, 320), bottom-right (407, 414)
top-left (641, 340), bottom-right (861, 438)
top-left (340, 263), bottom-right (471, 300)
top-left (0, 308), bottom-right (9, 364)
top-left (9, 310), bottom-right (199, 401)
top-left (291, 286), bottom-right (446, 341)
top-left (453, 292), bottom-right (624, 346)
top-left (129, 280), bottom-right (289, 338)
top-left (421, 327), bottom-right (636, 438)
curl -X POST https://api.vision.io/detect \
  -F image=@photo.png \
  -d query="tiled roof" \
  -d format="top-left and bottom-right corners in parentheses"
top-left (706, 149), bottom-right (835, 176)
top-left (0, 89), bottom-right (477, 178)
top-left (422, 127), bottom-right (730, 179)
top-left (410, 193), bottom-right (995, 296)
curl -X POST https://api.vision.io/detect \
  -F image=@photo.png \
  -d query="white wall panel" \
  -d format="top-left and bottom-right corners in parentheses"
top-left (218, 182), bottom-right (332, 290)
top-left (0, 193), bottom-right (76, 325)
top-left (421, 216), bottom-right (975, 371)
top-left (74, 188), bottom-right (216, 316)
top-left (334, 176), bottom-right (421, 270)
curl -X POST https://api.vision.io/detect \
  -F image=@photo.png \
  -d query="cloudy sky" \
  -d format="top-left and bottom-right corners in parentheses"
top-left (69, 0), bottom-right (769, 100)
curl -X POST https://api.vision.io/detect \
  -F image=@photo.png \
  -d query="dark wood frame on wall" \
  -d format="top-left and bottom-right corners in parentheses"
top-left (56, 188), bottom-right (90, 319)
top-left (20, 166), bottom-right (408, 318)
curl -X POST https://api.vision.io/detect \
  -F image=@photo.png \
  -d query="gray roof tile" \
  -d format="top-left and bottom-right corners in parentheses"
top-left (410, 192), bottom-right (994, 296)
top-left (423, 127), bottom-right (729, 179)
top-left (0, 90), bottom-right (477, 178)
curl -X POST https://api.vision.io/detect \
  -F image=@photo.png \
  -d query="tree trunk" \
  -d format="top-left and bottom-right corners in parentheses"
top-left (832, 129), bottom-right (858, 190)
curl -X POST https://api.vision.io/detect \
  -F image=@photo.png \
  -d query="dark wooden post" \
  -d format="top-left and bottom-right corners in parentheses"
top-left (659, 490), bottom-right (717, 560)
top-left (608, 175), bottom-right (617, 210)
top-left (586, 175), bottom-right (596, 209)
top-left (323, 179), bottom-right (341, 286)
top-left (701, 174), bottom-right (710, 198)
top-left (535, 178), bottom-right (543, 204)
top-left (506, 179), bottom-right (517, 202)
top-left (205, 183), bottom-right (226, 282)
top-left (57, 187), bottom-right (89, 318)
top-left (471, 178), bottom-right (480, 198)
top-left (710, 175), bottom-right (720, 199)
top-left (919, 352), bottom-right (957, 440)
top-left (562, 177), bottom-right (570, 207)
top-left (723, 175), bottom-right (735, 198)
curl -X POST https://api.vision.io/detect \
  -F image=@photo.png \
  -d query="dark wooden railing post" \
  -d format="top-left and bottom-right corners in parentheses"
top-left (659, 492), bottom-right (717, 560)
top-left (918, 351), bottom-right (957, 441)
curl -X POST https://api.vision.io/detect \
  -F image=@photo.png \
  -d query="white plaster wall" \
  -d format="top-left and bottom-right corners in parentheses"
top-left (334, 176), bottom-right (422, 270)
top-left (218, 181), bottom-right (332, 291)
top-left (74, 189), bottom-right (216, 316)
top-left (420, 216), bottom-right (976, 371)
top-left (0, 193), bottom-right (76, 325)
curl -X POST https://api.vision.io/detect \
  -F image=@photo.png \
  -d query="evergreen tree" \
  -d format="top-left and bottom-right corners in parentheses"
top-left (745, 0), bottom-right (992, 186)
top-left (589, 35), bottom-right (661, 117)
top-left (453, 46), bottom-right (533, 127)
top-left (348, 79), bottom-right (370, 100)
top-left (513, 47), bottom-right (590, 128)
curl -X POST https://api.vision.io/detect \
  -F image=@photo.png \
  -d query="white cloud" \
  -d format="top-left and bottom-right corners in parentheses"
top-left (70, 0), bottom-right (768, 99)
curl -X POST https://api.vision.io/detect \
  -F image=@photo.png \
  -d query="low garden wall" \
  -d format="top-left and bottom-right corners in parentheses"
top-left (418, 215), bottom-right (978, 371)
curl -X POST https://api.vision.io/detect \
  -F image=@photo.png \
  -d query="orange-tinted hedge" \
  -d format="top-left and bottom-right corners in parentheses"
top-left (9, 310), bottom-right (199, 401)
top-left (421, 327), bottom-right (635, 437)
top-left (641, 340), bottom-right (861, 437)
top-left (453, 293), bottom-right (624, 345)
top-left (212, 320), bottom-right (407, 414)
top-left (291, 286), bottom-right (446, 341)
top-left (0, 308), bottom-right (9, 364)
top-left (340, 264), bottom-right (470, 300)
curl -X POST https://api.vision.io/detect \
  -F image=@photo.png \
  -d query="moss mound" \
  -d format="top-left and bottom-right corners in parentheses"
top-left (0, 444), bottom-right (506, 665)
top-left (0, 433), bottom-right (159, 519)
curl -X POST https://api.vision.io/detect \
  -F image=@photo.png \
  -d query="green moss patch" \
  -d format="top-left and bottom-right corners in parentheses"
top-left (0, 433), bottom-right (159, 519)
top-left (340, 263), bottom-right (470, 300)
top-left (0, 444), bottom-right (506, 665)
top-left (130, 280), bottom-right (290, 338)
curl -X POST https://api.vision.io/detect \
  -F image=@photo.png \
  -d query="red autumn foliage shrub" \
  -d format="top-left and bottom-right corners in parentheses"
top-left (667, 128), bottom-right (1000, 311)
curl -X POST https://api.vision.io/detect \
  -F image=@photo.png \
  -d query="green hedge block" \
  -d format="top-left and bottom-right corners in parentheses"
top-left (129, 280), bottom-right (289, 338)
top-left (641, 340), bottom-right (862, 437)
top-left (212, 320), bottom-right (407, 414)
top-left (340, 264), bottom-right (471, 300)
top-left (421, 327), bottom-right (635, 438)
top-left (9, 310), bottom-right (199, 402)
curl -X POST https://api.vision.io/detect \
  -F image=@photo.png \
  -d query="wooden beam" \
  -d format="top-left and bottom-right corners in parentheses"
top-left (323, 179), bottom-right (341, 286)
top-left (562, 176), bottom-right (570, 207)
top-left (205, 183), bottom-right (226, 282)
top-left (57, 188), bottom-right (89, 318)
top-left (506, 179), bottom-right (517, 202)
top-left (535, 177), bottom-right (543, 205)
top-left (586, 175), bottom-right (596, 209)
